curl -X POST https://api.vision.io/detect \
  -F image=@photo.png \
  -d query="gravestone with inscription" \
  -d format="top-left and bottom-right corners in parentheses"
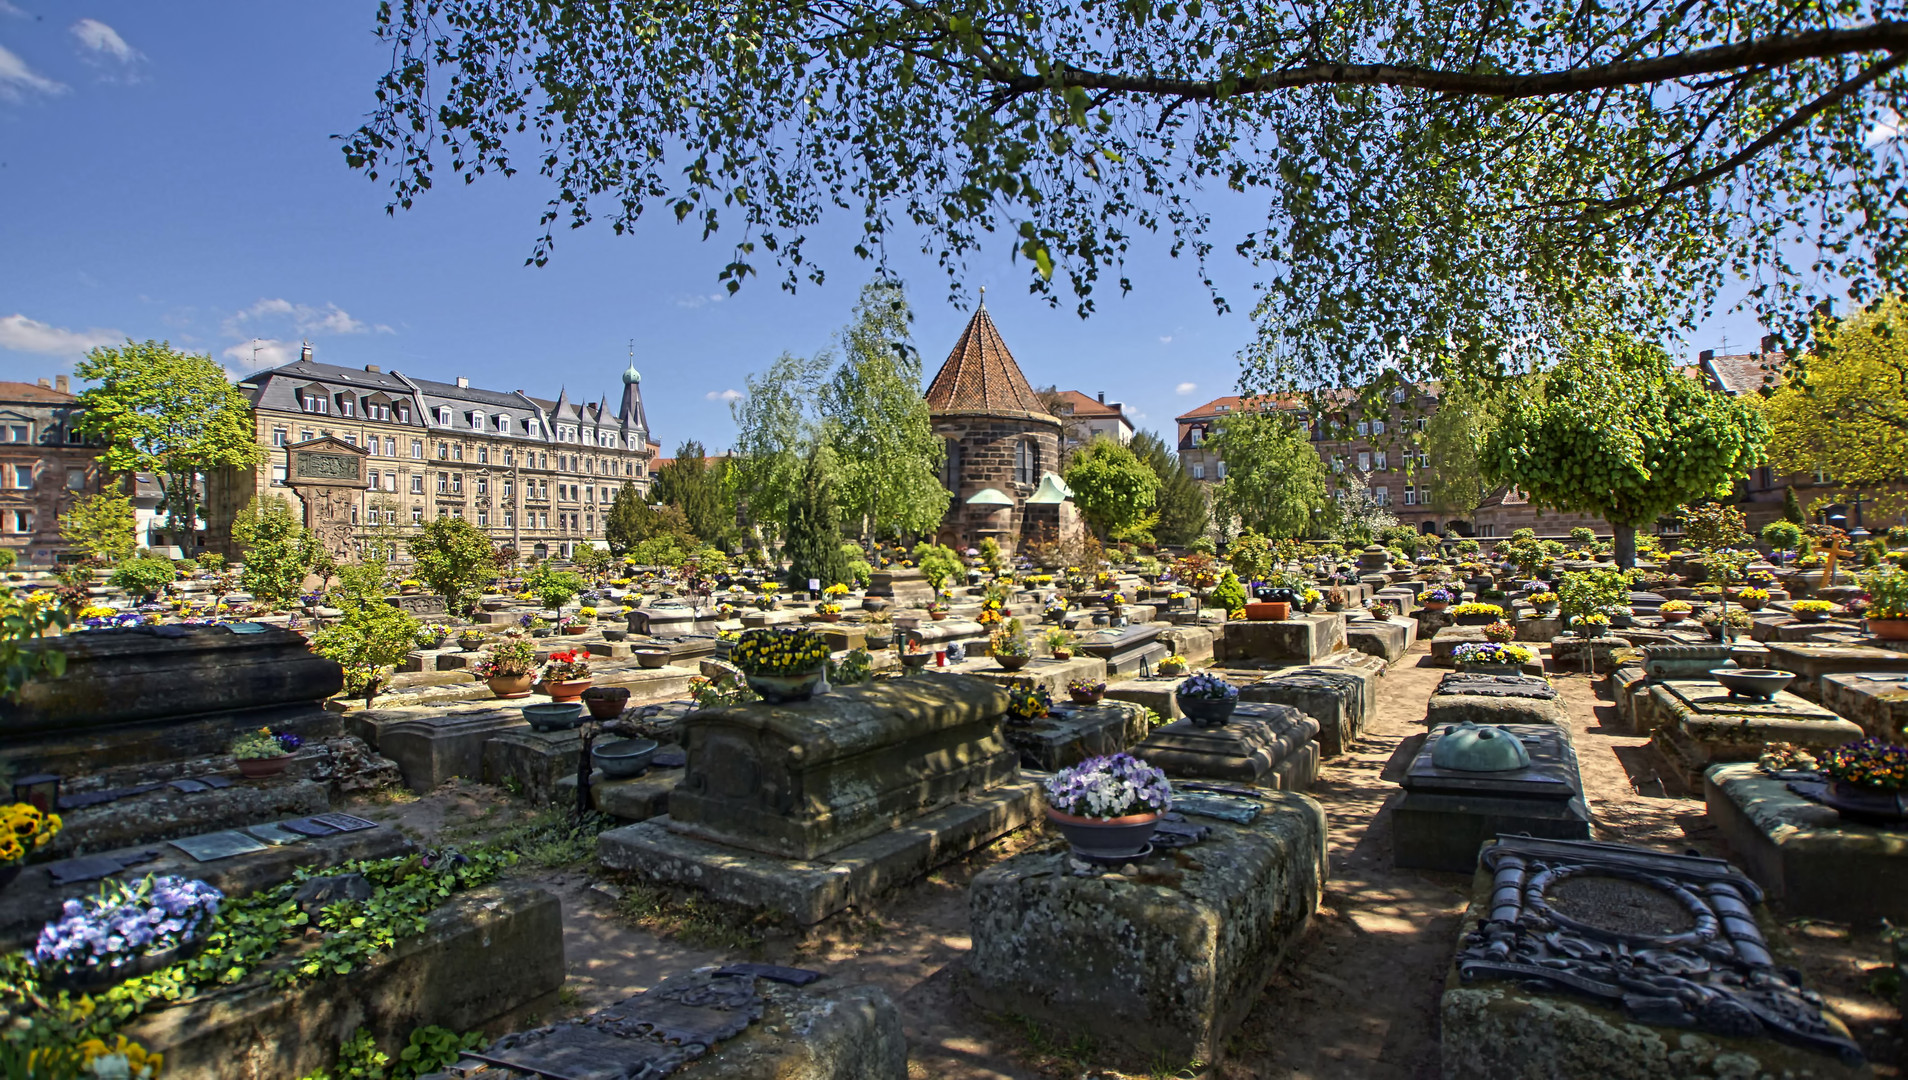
top-left (284, 435), bottom-right (370, 560)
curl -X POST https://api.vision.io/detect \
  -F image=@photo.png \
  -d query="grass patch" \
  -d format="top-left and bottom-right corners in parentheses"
top-left (491, 808), bottom-right (615, 869)
top-left (610, 876), bottom-right (773, 953)
top-left (1003, 1012), bottom-right (1096, 1067)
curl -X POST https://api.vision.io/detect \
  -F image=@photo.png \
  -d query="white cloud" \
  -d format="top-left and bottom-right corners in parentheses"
top-left (0, 44), bottom-right (66, 101)
top-left (1159, 335), bottom-right (1173, 344)
top-left (72, 19), bottom-right (138, 63)
top-left (0, 2), bottom-right (30, 18)
top-left (221, 338), bottom-right (298, 370)
top-left (1867, 108), bottom-right (1902, 148)
top-left (674, 293), bottom-right (726, 310)
top-left (224, 298), bottom-right (371, 337)
top-left (0, 314), bottom-right (122, 357)
top-left (705, 389), bottom-right (743, 402)
top-left (1174, 381), bottom-right (1198, 395)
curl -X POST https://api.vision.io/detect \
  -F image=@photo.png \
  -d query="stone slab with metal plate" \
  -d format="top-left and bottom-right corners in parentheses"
top-left (1428, 625), bottom-right (1488, 667)
top-left (1706, 761), bottom-right (1908, 923)
top-left (1422, 672), bottom-right (1566, 730)
top-left (964, 789), bottom-right (1326, 1068)
top-left (1072, 622), bottom-right (1170, 676)
top-left (966, 654), bottom-right (1108, 700)
top-left (1765, 641), bottom-right (1908, 701)
top-left (1000, 699), bottom-right (1149, 772)
top-left (1239, 659), bottom-right (1380, 757)
top-left (1648, 680), bottom-right (1864, 790)
top-left (1132, 703), bottom-right (1321, 789)
top-left (1392, 723), bottom-right (1591, 872)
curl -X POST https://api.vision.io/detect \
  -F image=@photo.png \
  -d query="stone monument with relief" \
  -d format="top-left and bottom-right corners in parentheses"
top-left (284, 435), bottom-right (370, 559)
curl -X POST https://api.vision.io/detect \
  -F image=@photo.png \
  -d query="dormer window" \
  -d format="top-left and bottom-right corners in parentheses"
top-left (496, 414), bottom-right (511, 433)
top-left (437, 406), bottom-right (452, 426)
top-left (526, 419), bottom-right (541, 437)
top-left (395, 403), bottom-right (411, 423)
top-left (470, 411), bottom-right (485, 431)
top-left (335, 394), bottom-right (355, 417)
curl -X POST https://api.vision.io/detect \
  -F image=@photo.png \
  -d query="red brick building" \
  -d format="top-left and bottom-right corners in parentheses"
top-left (0, 377), bottom-right (107, 566)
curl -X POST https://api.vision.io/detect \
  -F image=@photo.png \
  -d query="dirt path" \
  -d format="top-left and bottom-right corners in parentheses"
top-left (356, 644), bottom-right (1903, 1078)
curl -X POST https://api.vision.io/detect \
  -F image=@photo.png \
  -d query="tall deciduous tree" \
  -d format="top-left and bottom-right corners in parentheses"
top-left (346, 3), bottom-right (1908, 393)
top-left (604, 482), bottom-right (655, 556)
top-left (782, 445), bottom-right (851, 590)
top-left (653, 440), bottom-right (734, 546)
top-left (1763, 297), bottom-right (1908, 517)
top-left (1416, 379), bottom-right (1533, 523)
top-left (1483, 336), bottom-right (1770, 568)
top-left (74, 340), bottom-right (264, 535)
top-left (1129, 431), bottom-right (1208, 548)
top-left (1206, 410), bottom-right (1329, 539)
top-left (1064, 437), bottom-right (1160, 540)
top-left (60, 490), bottom-right (137, 564)
top-left (819, 281), bottom-right (949, 538)
top-left (729, 354), bottom-right (829, 542)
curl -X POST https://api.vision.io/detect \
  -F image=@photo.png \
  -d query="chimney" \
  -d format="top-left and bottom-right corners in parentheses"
top-left (299, 342), bottom-right (313, 362)
top-left (364, 364), bottom-right (381, 374)
top-left (1097, 391), bottom-right (1105, 404)
top-left (1698, 349), bottom-right (1715, 363)
top-left (1761, 334), bottom-right (1779, 355)
top-left (456, 377), bottom-right (470, 388)
top-left (54, 375), bottom-right (68, 394)
top-left (36, 378), bottom-right (49, 389)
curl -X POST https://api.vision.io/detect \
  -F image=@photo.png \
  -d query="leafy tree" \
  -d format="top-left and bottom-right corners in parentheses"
top-left (1129, 431), bottom-right (1207, 548)
top-left (653, 441), bottom-right (734, 546)
top-left (1416, 379), bottom-right (1532, 523)
top-left (729, 354), bottom-right (829, 541)
top-left (232, 496), bottom-right (326, 609)
top-left (1063, 437), bottom-right (1160, 540)
top-left (1207, 410), bottom-right (1328, 539)
top-left (783, 446), bottom-right (851, 590)
top-left (572, 544), bottom-right (614, 579)
top-left (1763, 297), bottom-right (1908, 517)
top-left (108, 555), bottom-right (178, 601)
top-left (1324, 471), bottom-right (1400, 545)
top-left (631, 533), bottom-right (694, 567)
top-left (1761, 520), bottom-right (1805, 554)
top-left (60, 491), bottom-right (137, 564)
top-left (911, 542), bottom-right (964, 591)
top-left (343, 4), bottom-right (1903, 393)
top-left (406, 516), bottom-right (497, 616)
top-left (524, 561), bottom-right (584, 614)
top-left (0, 550), bottom-right (16, 571)
top-left (1680, 503), bottom-right (1753, 553)
top-left (73, 340), bottom-right (264, 535)
top-left (819, 280), bottom-right (950, 539)
top-left (1482, 336), bottom-right (1769, 568)
top-left (312, 599), bottom-right (419, 707)
top-left (1782, 485), bottom-right (1805, 524)
top-left (0, 593), bottom-right (68, 700)
top-left (604, 482), bottom-right (656, 556)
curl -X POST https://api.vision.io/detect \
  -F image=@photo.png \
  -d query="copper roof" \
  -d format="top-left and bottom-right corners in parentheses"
top-left (925, 306), bottom-right (1047, 415)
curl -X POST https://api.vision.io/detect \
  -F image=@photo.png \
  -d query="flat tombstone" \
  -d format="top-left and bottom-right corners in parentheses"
top-left (1820, 672), bottom-right (1908, 740)
top-left (1133, 703), bottom-right (1320, 789)
top-left (1392, 723), bottom-right (1590, 871)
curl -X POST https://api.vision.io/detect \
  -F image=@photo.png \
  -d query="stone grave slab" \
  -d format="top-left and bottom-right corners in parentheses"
top-left (1608, 664), bottom-right (1654, 735)
top-left (868, 567), bottom-right (935, 603)
top-left (1766, 641), bottom-right (1908, 701)
top-left (1073, 623), bottom-right (1169, 676)
top-left (1649, 680), bottom-right (1864, 789)
top-left (1219, 613), bottom-right (1347, 665)
top-left (965, 790), bottom-right (1325, 1066)
top-left (1706, 762), bottom-right (1908, 923)
top-left (383, 593), bottom-right (447, 617)
top-left (1821, 671), bottom-right (1908, 740)
top-left (559, 766), bottom-right (677, 822)
top-left (1102, 676), bottom-right (1185, 722)
top-left (1157, 624), bottom-right (1216, 665)
top-left (47, 777), bottom-right (332, 857)
top-left (627, 605), bottom-right (713, 636)
top-left (126, 883), bottom-right (564, 1080)
top-left (966, 654), bottom-right (1109, 700)
top-left (1131, 703), bottom-right (1320, 790)
top-left (1441, 836), bottom-right (1866, 1080)
top-left (1423, 673), bottom-right (1566, 729)
top-left (814, 624), bottom-right (868, 653)
top-left (423, 970), bottom-right (905, 1080)
top-left (1428, 625), bottom-right (1487, 667)
top-left (1392, 723), bottom-right (1590, 871)
top-left (1345, 617), bottom-right (1414, 663)
top-left (599, 781), bottom-right (1039, 924)
top-left (666, 675), bottom-right (1018, 860)
top-left (1000, 700), bottom-right (1149, 772)
top-left (740, 609), bottom-right (803, 629)
top-left (482, 725), bottom-right (587, 804)
top-left (371, 707), bottom-right (528, 793)
top-left (1642, 642), bottom-right (1736, 681)
top-left (1513, 614), bottom-right (1563, 642)
top-left (582, 639), bottom-right (634, 659)
top-left (1546, 634), bottom-right (1633, 674)
top-left (1239, 663), bottom-right (1377, 757)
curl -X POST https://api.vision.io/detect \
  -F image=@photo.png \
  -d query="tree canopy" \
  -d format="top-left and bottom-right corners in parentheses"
top-left (1482, 336), bottom-right (1770, 566)
top-left (653, 441), bottom-right (735, 546)
top-left (346, 1), bottom-right (1908, 392)
top-left (1129, 431), bottom-right (1208, 547)
top-left (74, 340), bottom-right (264, 533)
top-left (1063, 437), bottom-right (1160, 540)
top-left (1762, 296), bottom-right (1908, 516)
top-left (1207, 409), bottom-right (1329, 539)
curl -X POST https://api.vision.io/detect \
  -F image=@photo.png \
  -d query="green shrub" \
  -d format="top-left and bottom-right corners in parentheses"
top-left (109, 555), bottom-right (178, 599)
top-left (1211, 571), bottom-right (1248, 613)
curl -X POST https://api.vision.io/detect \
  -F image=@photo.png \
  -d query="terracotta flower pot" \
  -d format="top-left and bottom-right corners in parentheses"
top-left (820, 612), bottom-right (842, 623)
top-left (929, 610), bottom-right (949, 621)
top-left (488, 673), bottom-right (535, 699)
top-left (237, 756), bottom-right (289, 779)
top-left (545, 678), bottom-right (592, 703)
top-left (1052, 649), bottom-right (1073, 661)
top-left (1046, 808), bottom-right (1160, 861)
top-left (1869, 618), bottom-right (1908, 641)
top-left (1422, 600), bottom-right (1449, 612)
top-left (583, 686), bottom-right (631, 720)
top-left (562, 624), bottom-right (590, 635)
top-left (1069, 687), bottom-right (1104, 705)
top-left (1662, 612), bottom-right (1687, 624)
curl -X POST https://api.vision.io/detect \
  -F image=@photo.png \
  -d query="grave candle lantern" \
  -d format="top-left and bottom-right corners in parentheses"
top-left (11, 773), bottom-right (60, 814)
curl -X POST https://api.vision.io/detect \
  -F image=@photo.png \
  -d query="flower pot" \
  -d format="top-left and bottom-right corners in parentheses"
top-left (1662, 612), bottom-right (1688, 624)
top-left (603, 629), bottom-right (629, 642)
top-left (47, 935), bottom-right (209, 994)
top-left (1069, 687), bottom-right (1104, 705)
top-left (1046, 808), bottom-right (1161, 862)
top-left (1177, 696), bottom-right (1236, 727)
top-left (865, 630), bottom-right (893, 650)
top-left (819, 612), bottom-right (842, 623)
top-left (1157, 663), bottom-right (1187, 677)
top-left (1792, 610), bottom-right (1827, 624)
top-left (522, 702), bottom-right (585, 731)
top-left (593, 737), bottom-right (659, 779)
top-left (899, 652), bottom-right (930, 670)
top-left (488, 673), bottom-right (535, 699)
top-left (583, 685), bottom-right (631, 720)
top-left (1422, 600), bottom-right (1449, 612)
top-left (1051, 648), bottom-right (1073, 661)
top-left (929, 610), bottom-right (948, 621)
top-left (237, 756), bottom-right (290, 779)
top-left (545, 678), bottom-right (593, 703)
top-left (562, 624), bottom-right (590, 635)
top-left (1455, 612), bottom-right (1495, 626)
top-left (996, 654), bottom-right (1030, 672)
top-left (633, 649), bottom-right (671, 669)
top-left (1869, 618), bottom-right (1908, 641)
top-left (1710, 667), bottom-right (1797, 702)
top-left (1244, 601), bottom-right (1290, 621)
top-left (745, 669), bottom-right (825, 704)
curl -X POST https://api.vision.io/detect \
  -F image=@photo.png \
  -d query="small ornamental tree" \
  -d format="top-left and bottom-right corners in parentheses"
top-left (312, 599), bottom-right (419, 707)
top-left (1205, 409), bottom-right (1327, 539)
top-left (1483, 337), bottom-right (1769, 569)
top-left (232, 496), bottom-right (326, 609)
top-left (1063, 436), bottom-right (1160, 540)
top-left (911, 542), bottom-right (964, 591)
top-left (525, 560), bottom-right (584, 615)
top-left (782, 446), bottom-right (851, 591)
top-left (406, 516), bottom-right (497, 616)
top-left (60, 491), bottom-right (138, 564)
top-left (604, 482), bottom-right (653, 556)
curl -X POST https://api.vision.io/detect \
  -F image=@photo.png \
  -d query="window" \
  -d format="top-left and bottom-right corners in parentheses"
top-left (11, 511), bottom-right (29, 533)
top-left (1372, 420), bottom-right (1386, 435)
top-left (368, 472), bottom-right (382, 491)
top-left (503, 480), bottom-right (513, 499)
top-left (1331, 456), bottom-right (1345, 474)
top-left (451, 474), bottom-right (463, 495)
top-left (439, 507), bottom-right (449, 517)
top-left (410, 475), bottom-right (424, 494)
top-left (539, 512), bottom-right (548, 529)
top-left (272, 427), bottom-right (287, 447)
top-left (477, 476), bottom-right (489, 496)
top-left (1014, 439), bottom-right (1037, 486)
top-left (11, 466), bottom-right (29, 489)
top-left (1479, 524), bottom-right (1496, 538)
top-left (1391, 388), bottom-right (1407, 403)
top-left (341, 433), bottom-right (356, 446)
top-left (385, 472), bottom-right (396, 492)
top-left (1374, 451), bottom-right (1388, 470)
top-left (527, 420), bottom-right (540, 438)
top-left (1357, 452), bottom-right (1371, 472)
top-left (1357, 421), bottom-right (1370, 436)
top-left (411, 440), bottom-right (424, 459)
top-left (395, 404), bottom-right (411, 423)
top-left (452, 507), bottom-right (463, 518)
top-left (301, 429), bottom-right (315, 443)
top-left (7, 426), bottom-right (25, 443)
top-left (539, 480), bottom-right (550, 499)
top-left (471, 412), bottom-right (484, 431)
top-left (1418, 484), bottom-right (1432, 504)
top-left (66, 428), bottom-right (80, 444)
top-left (437, 472), bottom-right (449, 493)
top-left (351, 505), bottom-right (360, 525)
top-left (497, 415), bottom-right (511, 433)
top-left (586, 513), bottom-right (594, 532)
top-left (1192, 464), bottom-right (1205, 480)
top-left (1189, 428), bottom-right (1203, 448)
top-left (383, 509), bottom-right (396, 524)
top-left (437, 407), bottom-right (452, 426)
top-left (1215, 461), bottom-right (1227, 479)
top-left (336, 395), bottom-right (354, 417)
top-left (384, 437), bottom-right (396, 457)
top-left (1404, 487), bottom-right (1418, 506)
top-left (478, 509), bottom-right (489, 526)
top-left (539, 452), bottom-right (548, 470)
top-left (1414, 417), bottom-right (1426, 432)
top-left (504, 511), bottom-right (515, 527)
top-left (452, 444), bottom-right (462, 461)
top-left (271, 465), bottom-right (287, 486)
top-left (1374, 486), bottom-right (1391, 506)
top-left (411, 507), bottom-right (423, 524)
top-left (1416, 452), bottom-right (1430, 469)
top-left (1814, 467), bottom-right (1832, 484)
top-left (477, 446), bottom-right (488, 464)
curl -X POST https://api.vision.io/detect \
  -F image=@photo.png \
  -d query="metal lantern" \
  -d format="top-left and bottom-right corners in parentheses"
top-left (11, 773), bottom-right (60, 814)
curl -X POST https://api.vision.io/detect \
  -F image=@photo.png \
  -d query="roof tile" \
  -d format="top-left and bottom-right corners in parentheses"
top-left (925, 306), bottom-right (1046, 415)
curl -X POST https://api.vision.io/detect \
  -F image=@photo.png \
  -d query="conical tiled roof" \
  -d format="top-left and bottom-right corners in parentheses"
top-left (925, 305), bottom-right (1047, 415)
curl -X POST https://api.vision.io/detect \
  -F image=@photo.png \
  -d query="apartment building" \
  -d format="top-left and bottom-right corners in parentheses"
top-left (0, 376), bottom-right (106, 565)
top-left (1048, 389), bottom-right (1134, 450)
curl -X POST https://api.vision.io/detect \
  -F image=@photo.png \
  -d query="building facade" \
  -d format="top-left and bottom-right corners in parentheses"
top-left (0, 377), bottom-right (106, 566)
top-left (1049, 390), bottom-right (1134, 451)
top-left (209, 348), bottom-right (654, 560)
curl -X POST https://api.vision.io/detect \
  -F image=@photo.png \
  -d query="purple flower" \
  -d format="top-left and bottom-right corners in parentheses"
top-left (1175, 672), bottom-right (1238, 701)
top-left (33, 875), bottom-right (222, 974)
top-left (1044, 753), bottom-right (1173, 818)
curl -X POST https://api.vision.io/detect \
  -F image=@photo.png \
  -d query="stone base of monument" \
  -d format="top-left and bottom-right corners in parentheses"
top-left (422, 970), bottom-right (906, 1080)
top-left (965, 654), bottom-right (1108, 699)
top-left (1422, 673), bottom-right (1565, 730)
top-left (1821, 671), bottom-right (1908, 740)
top-left (1766, 641), bottom-right (1908, 701)
top-left (1607, 665), bottom-right (1653, 734)
top-left (1706, 762), bottom-right (1908, 923)
top-left (1439, 837), bottom-right (1867, 1080)
top-left (1239, 661), bottom-right (1379, 757)
top-left (1132, 704), bottom-right (1320, 788)
top-left (1415, 608), bottom-right (1455, 639)
top-left (350, 705), bottom-right (529, 793)
top-left (1073, 623), bottom-right (1170, 676)
top-left (1647, 680), bottom-right (1864, 790)
top-left (1346, 617), bottom-right (1414, 663)
top-left (482, 726), bottom-right (592, 804)
top-left (0, 821), bottom-right (412, 952)
top-left (1546, 634), bottom-right (1633, 674)
top-left (1392, 724), bottom-right (1591, 872)
top-left (557, 766), bottom-right (677, 821)
top-left (598, 783), bottom-right (1040, 924)
top-left (1373, 588), bottom-right (1417, 616)
top-left (963, 791), bottom-right (1326, 1068)
top-left (1429, 626), bottom-right (1488, 667)
top-left (367, 664), bottom-right (693, 711)
top-left (1157, 624), bottom-right (1216, 665)
top-left (1001, 700), bottom-right (1149, 771)
top-left (125, 883), bottom-right (564, 1080)
top-left (1217, 613), bottom-right (1347, 665)
top-left (1513, 614), bottom-right (1563, 642)
top-left (1103, 676), bottom-right (1185, 722)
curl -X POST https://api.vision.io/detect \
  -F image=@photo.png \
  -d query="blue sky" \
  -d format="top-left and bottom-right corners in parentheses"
top-left (0, 4), bottom-right (1774, 451)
